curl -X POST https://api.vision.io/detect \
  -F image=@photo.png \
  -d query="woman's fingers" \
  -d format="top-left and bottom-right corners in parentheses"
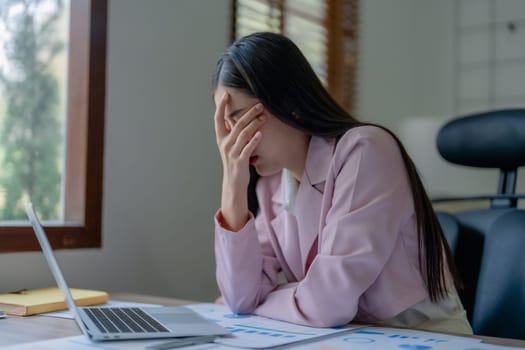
top-left (229, 103), bottom-right (263, 139)
top-left (214, 93), bottom-right (229, 141)
top-left (216, 100), bottom-right (265, 168)
top-left (239, 131), bottom-right (262, 160)
top-left (231, 114), bottom-right (265, 157)
top-left (223, 102), bottom-right (234, 133)
top-left (226, 103), bottom-right (264, 150)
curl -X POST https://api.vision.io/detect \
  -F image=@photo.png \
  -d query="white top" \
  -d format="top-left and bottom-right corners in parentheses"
top-left (282, 169), bottom-right (299, 216)
top-left (380, 286), bottom-right (472, 334)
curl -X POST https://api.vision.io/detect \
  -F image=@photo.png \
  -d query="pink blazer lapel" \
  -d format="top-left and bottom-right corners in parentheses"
top-left (293, 136), bottom-right (337, 277)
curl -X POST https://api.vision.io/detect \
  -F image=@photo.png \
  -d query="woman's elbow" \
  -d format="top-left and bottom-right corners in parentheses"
top-left (216, 271), bottom-right (265, 315)
top-left (305, 314), bottom-right (350, 328)
top-left (298, 303), bottom-right (357, 328)
top-left (223, 294), bottom-right (257, 315)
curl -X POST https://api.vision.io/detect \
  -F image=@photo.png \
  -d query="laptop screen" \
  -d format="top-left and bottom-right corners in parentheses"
top-left (25, 202), bottom-right (90, 336)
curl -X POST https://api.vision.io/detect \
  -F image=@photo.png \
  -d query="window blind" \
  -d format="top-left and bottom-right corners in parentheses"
top-left (232, 0), bottom-right (358, 112)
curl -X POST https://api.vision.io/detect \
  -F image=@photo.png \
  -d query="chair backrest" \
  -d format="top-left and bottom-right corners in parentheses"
top-left (472, 210), bottom-right (525, 338)
top-left (434, 109), bottom-right (525, 339)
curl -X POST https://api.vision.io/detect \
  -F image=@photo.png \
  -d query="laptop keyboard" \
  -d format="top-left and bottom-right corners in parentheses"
top-left (83, 307), bottom-right (170, 334)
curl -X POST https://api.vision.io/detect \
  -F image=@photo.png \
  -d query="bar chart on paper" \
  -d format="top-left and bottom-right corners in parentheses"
top-left (187, 303), bottom-right (359, 348)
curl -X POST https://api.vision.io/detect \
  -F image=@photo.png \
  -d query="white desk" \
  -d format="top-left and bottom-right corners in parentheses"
top-left (1, 293), bottom-right (524, 348)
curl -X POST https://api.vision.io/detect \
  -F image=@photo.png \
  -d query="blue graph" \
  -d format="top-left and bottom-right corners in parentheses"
top-left (343, 336), bottom-right (376, 344)
top-left (223, 323), bottom-right (318, 338)
top-left (355, 330), bottom-right (386, 335)
top-left (223, 313), bottom-right (250, 319)
top-left (388, 334), bottom-right (446, 343)
top-left (399, 345), bottom-right (433, 350)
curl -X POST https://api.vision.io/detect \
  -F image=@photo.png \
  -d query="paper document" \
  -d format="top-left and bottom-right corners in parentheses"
top-left (187, 303), bottom-right (360, 348)
top-left (2, 325), bottom-right (522, 350)
top-left (1, 335), bottom-right (235, 350)
top-left (292, 326), bottom-right (493, 350)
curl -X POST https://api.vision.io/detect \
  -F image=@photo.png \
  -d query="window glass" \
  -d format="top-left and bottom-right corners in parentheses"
top-left (0, 0), bottom-right (70, 221)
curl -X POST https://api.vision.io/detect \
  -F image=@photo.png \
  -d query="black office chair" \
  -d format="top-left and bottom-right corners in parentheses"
top-left (433, 109), bottom-right (525, 339)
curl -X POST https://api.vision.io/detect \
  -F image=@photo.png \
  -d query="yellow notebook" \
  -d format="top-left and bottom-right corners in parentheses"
top-left (0, 287), bottom-right (108, 316)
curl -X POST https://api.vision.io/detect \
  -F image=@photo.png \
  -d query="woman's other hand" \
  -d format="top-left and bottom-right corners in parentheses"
top-left (214, 92), bottom-right (265, 231)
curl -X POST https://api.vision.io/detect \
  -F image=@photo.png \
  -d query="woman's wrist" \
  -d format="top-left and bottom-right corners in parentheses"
top-left (220, 187), bottom-right (249, 231)
top-left (219, 207), bottom-right (250, 232)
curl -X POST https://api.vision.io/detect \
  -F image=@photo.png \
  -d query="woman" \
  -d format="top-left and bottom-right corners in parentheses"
top-left (212, 32), bottom-right (471, 334)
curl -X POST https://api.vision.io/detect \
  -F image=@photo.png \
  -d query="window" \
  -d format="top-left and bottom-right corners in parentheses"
top-left (232, 0), bottom-right (358, 111)
top-left (0, 0), bottom-right (106, 252)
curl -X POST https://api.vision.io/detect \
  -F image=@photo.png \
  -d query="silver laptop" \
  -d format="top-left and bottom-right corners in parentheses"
top-left (25, 202), bottom-right (229, 342)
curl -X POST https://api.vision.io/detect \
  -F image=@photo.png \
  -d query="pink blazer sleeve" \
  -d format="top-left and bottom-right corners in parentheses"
top-left (214, 206), bottom-right (281, 313)
top-left (215, 128), bottom-right (416, 327)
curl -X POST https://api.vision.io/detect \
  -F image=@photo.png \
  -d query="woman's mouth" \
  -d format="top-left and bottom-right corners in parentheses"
top-left (249, 156), bottom-right (259, 165)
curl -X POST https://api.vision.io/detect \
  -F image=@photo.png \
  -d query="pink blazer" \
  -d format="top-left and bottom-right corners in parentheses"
top-left (214, 126), bottom-right (431, 327)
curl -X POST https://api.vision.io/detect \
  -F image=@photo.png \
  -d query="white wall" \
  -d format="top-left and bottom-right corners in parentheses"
top-left (0, 0), bottom-right (230, 302)
top-left (357, 0), bottom-right (462, 197)
top-left (356, 0), bottom-right (419, 130)
top-left (357, 0), bottom-right (524, 198)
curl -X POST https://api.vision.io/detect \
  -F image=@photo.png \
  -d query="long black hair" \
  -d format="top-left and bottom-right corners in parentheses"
top-left (212, 32), bottom-right (460, 302)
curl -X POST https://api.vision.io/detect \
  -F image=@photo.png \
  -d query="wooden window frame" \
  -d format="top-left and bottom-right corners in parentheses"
top-left (0, 0), bottom-right (107, 253)
top-left (326, 0), bottom-right (358, 112)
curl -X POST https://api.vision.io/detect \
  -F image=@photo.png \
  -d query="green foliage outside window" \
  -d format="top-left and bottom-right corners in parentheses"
top-left (0, 0), bottom-right (64, 220)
